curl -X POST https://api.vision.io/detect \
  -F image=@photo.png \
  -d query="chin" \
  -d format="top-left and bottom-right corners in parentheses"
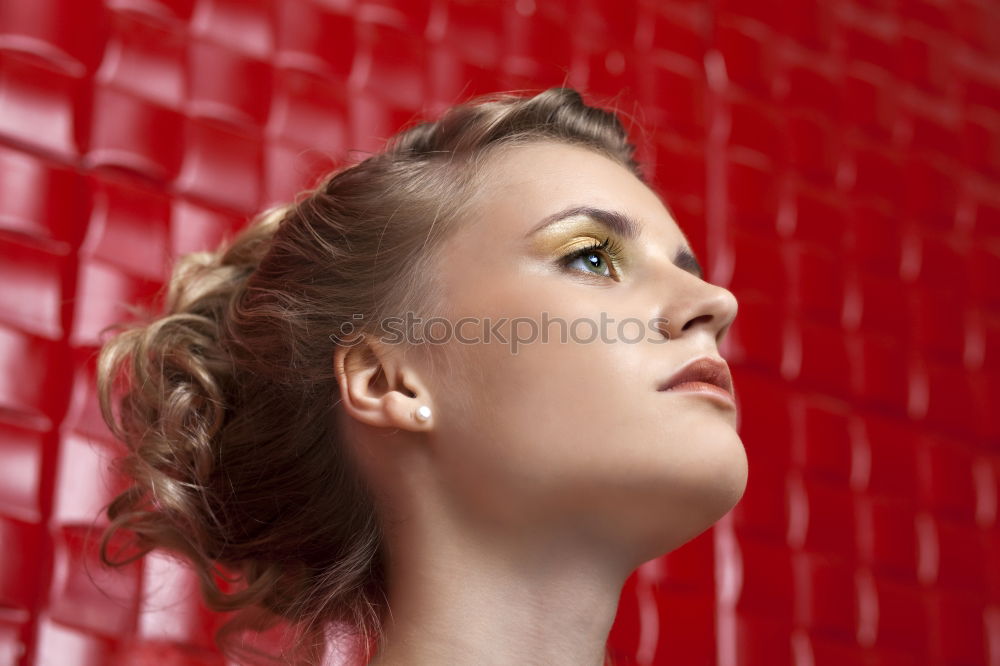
top-left (606, 435), bottom-right (748, 562)
top-left (697, 428), bottom-right (749, 514)
top-left (661, 429), bottom-right (749, 549)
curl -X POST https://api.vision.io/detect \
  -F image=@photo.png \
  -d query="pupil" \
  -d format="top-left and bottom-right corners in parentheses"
top-left (588, 253), bottom-right (601, 269)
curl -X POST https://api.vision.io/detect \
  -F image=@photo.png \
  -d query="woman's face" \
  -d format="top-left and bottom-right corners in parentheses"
top-left (416, 141), bottom-right (746, 561)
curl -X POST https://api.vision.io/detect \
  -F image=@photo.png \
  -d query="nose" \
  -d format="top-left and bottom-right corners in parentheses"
top-left (657, 277), bottom-right (738, 345)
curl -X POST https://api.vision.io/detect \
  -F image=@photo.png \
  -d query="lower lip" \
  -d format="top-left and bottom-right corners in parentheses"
top-left (662, 381), bottom-right (736, 408)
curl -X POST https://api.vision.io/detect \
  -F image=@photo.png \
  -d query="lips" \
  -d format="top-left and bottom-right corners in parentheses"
top-left (658, 356), bottom-right (734, 397)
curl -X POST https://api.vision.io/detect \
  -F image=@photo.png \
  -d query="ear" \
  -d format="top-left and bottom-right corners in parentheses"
top-left (333, 334), bottom-right (434, 431)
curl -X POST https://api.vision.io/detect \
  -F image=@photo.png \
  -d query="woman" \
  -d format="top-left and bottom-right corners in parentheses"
top-left (97, 87), bottom-right (747, 665)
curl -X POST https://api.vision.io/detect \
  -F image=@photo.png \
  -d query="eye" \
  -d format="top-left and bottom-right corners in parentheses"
top-left (560, 237), bottom-right (624, 279)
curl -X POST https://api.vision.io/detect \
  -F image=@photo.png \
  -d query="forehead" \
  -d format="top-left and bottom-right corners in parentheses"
top-left (465, 141), bottom-right (687, 246)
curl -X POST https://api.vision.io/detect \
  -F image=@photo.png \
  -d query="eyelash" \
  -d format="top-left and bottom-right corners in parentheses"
top-left (560, 236), bottom-right (625, 278)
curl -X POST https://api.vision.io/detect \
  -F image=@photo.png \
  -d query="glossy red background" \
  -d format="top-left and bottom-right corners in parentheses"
top-left (0, 0), bottom-right (998, 664)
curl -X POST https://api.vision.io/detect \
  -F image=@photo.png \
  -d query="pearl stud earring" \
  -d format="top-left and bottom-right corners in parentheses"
top-left (414, 405), bottom-right (432, 423)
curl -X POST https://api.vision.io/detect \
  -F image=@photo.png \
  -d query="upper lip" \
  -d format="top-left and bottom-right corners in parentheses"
top-left (658, 356), bottom-right (734, 396)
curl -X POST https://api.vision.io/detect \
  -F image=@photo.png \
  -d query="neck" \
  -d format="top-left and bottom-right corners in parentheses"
top-left (366, 509), bottom-right (634, 666)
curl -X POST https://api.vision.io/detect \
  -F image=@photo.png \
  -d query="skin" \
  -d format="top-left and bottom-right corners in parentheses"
top-left (334, 141), bottom-right (746, 666)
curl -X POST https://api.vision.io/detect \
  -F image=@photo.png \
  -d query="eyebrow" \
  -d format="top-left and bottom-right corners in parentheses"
top-left (527, 204), bottom-right (704, 280)
top-left (527, 205), bottom-right (641, 240)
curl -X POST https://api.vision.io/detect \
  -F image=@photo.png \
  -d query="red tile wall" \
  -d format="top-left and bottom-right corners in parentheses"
top-left (0, 1), bottom-right (997, 664)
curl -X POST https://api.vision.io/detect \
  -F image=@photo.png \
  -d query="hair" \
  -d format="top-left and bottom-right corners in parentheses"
top-left (97, 86), bottom-right (645, 665)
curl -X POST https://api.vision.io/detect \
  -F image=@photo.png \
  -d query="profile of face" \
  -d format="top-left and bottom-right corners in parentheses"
top-left (347, 140), bottom-right (747, 571)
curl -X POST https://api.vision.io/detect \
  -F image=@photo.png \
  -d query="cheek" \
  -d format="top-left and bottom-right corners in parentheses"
top-left (433, 337), bottom-right (638, 482)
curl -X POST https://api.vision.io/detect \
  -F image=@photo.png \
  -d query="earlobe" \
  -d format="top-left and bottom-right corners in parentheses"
top-left (382, 391), bottom-right (434, 430)
top-left (333, 337), bottom-right (433, 432)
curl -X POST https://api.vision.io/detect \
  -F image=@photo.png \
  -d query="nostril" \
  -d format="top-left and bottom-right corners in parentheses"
top-left (681, 313), bottom-right (714, 332)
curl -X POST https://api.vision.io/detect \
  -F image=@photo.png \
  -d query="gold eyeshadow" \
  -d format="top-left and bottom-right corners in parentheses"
top-left (530, 218), bottom-right (628, 257)
top-left (526, 213), bottom-right (706, 283)
top-left (526, 217), bottom-right (630, 279)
